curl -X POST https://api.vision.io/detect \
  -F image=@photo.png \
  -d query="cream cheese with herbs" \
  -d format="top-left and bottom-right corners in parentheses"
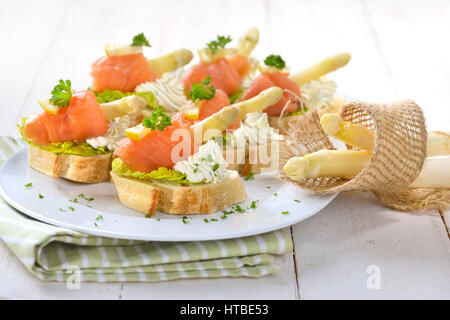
top-left (300, 77), bottom-right (337, 111)
top-left (232, 112), bottom-right (282, 146)
top-left (86, 115), bottom-right (134, 150)
top-left (174, 140), bottom-right (228, 183)
top-left (135, 69), bottom-right (187, 112)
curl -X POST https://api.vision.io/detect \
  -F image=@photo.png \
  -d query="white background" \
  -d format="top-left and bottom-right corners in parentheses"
top-left (0, 0), bottom-right (448, 299)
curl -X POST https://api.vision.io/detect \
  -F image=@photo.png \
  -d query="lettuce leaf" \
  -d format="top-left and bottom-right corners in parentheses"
top-left (111, 158), bottom-right (190, 183)
top-left (17, 118), bottom-right (109, 156)
top-left (94, 89), bottom-right (159, 109)
top-left (229, 88), bottom-right (244, 104)
top-left (286, 107), bottom-right (308, 117)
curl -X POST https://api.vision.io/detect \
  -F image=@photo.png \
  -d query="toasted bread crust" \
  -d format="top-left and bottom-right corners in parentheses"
top-left (28, 145), bottom-right (112, 183)
top-left (110, 171), bottom-right (248, 215)
top-left (224, 142), bottom-right (279, 175)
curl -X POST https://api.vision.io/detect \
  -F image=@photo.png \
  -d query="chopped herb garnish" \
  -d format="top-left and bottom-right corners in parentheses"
top-left (294, 199), bottom-right (301, 203)
top-left (131, 32), bottom-right (151, 47)
top-left (282, 211), bottom-right (289, 215)
top-left (95, 214), bottom-right (103, 221)
top-left (59, 208), bottom-right (67, 212)
top-left (157, 218), bottom-right (161, 221)
top-left (264, 54), bottom-right (286, 70)
top-left (142, 107), bottom-right (172, 131)
top-left (189, 76), bottom-right (216, 101)
top-left (203, 218), bottom-right (210, 223)
top-left (223, 209), bottom-right (234, 215)
top-left (212, 163), bottom-right (220, 171)
top-left (68, 206), bottom-right (75, 211)
top-left (94, 222), bottom-right (98, 227)
top-left (24, 183), bottom-right (32, 188)
top-left (193, 167), bottom-right (199, 173)
top-left (39, 194), bottom-right (44, 199)
top-left (244, 172), bottom-right (255, 181)
top-left (234, 205), bottom-right (245, 213)
top-left (69, 198), bottom-right (78, 203)
top-left (211, 218), bottom-right (218, 222)
top-left (220, 215), bottom-right (227, 220)
top-left (145, 214), bottom-right (151, 218)
top-left (207, 35), bottom-right (232, 54)
top-left (274, 193), bottom-right (278, 197)
top-left (50, 79), bottom-right (72, 108)
top-left (78, 193), bottom-right (95, 201)
top-left (182, 216), bottom-right (189, 224)
top-left (266, 186), bottom-right (271, 189)
top-left (249, 200), bottom-right (259, 209)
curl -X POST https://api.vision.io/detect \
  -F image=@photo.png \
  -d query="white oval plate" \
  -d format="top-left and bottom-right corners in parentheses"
top-left (0, 149), bottom-right (337, 241)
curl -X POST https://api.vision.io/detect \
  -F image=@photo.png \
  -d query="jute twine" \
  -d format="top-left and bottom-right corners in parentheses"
top-left (278, 99), bottom-right (450, 211)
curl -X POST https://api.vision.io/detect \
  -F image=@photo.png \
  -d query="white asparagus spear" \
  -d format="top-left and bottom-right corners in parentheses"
top-left (190, 87), bottom-right (282, 142)
top-left (426, 131), bottom-right (450, 156)
top-left (320, 113), bottom-right (375, 151)
top-left (283, 150), bottom-right (371, 180)
top-left (283, 150), bottom-right (450, 188)
top-left (232, 86), bottom-right (283, 120)
top-left (198, 28), bottom-right (260, 64)
top-left (105, 44), bottom-right (193, 76)
top-left (190, 106), bottom-right (240, 142)
top-left (99, 95), bottom-right (146, 120)
top-left (125, 87), bottom-right (282, 142)
top-left (320, 113), bottom-right (450, 156)
top-left (147, 49), bottom-right (193, 77)
top-left (236, 27), bottom-right (260, 57)
top-left (408, 156), bottom-right (450, 188)
top-left (289, 53), bottom-right (351, 87)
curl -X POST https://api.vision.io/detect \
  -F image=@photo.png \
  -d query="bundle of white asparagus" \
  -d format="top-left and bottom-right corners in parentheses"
top-left (283, 112), bottom-right (450, 188)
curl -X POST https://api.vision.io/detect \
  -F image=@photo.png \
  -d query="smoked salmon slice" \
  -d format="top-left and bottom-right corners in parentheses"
top-left (91, 52), bottom-right (155, 92)
top-left (198, 89), bottom-right (231, 120)
top-left (114, 112), bottom-right (194, 173)
top-left (241, 72), bottom-right (300, 116)
top-left (183, 58), bottom-right (242, 96)
top-left (23, 91), bottom-right (109, 146)
top-left (227, 54), bottom-right (251, 78)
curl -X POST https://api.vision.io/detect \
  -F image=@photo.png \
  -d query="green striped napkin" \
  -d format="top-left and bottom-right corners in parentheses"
top-left (0, 136), bottom-right (292, 282)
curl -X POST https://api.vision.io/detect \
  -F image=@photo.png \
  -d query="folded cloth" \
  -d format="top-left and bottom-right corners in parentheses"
top-left (0, 137), bottom-right (292, 282)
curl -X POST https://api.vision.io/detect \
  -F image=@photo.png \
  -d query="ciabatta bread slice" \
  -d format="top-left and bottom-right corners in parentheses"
top-left (110, 170), bottom-right (248, 215)
top-left (28, 145), bottom-right (112, 183)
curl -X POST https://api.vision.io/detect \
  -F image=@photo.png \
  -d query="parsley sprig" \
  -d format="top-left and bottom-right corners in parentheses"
top-left (142, 107), bottom-right (172, 131)
top-left (131, 33), bottom-right (151, 47)
top-left (50, 80), bottom-right (72, 108)
top-left (206, 35), bottom-right (232, 54)
top-left (189, 76), bottom-right (216, 102)
top-left (264, 54), bottom-right (286, 70)
top-left (244, 172), bottom-right (255, 181)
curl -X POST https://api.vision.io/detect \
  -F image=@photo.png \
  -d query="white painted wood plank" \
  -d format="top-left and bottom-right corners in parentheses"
top-left (121, 253), bottom-right (299, 300)
top-left (267, 0), bottom-right (396, 103)
top-left (0, 0), bottom-right (69, 137)
top-left (293, 191), bottom-right (450, 299)
top-left (362, 0), bottom-right (450, 130)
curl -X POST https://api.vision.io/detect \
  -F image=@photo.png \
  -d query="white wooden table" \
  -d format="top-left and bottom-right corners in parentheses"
top-left (0, 0), bottom-right (448, 299)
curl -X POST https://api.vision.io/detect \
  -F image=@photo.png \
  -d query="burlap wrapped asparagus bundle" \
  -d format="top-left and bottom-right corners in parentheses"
top-left (279, 99), bottom-right (450, 211)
